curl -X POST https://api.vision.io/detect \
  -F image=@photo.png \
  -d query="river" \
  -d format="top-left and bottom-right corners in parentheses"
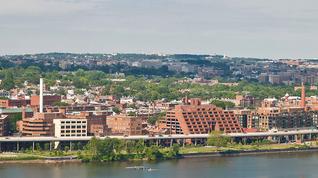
top-left (1, 152), bottom-right (318, 178)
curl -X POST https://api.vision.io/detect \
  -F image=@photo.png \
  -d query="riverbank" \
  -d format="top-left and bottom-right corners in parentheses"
top-left (0, 159), bottom-right (81, 164)
top-left (182, 147), bottom-right (318, 158)
top-left (1, 142), bottom-right (318, 163)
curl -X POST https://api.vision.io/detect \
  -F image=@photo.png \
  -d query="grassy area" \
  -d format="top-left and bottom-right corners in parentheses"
top-left (0, 153), bottom-right (44, 161)
top-left (179, 143), bottom-right (315, 154)
top-left (27, 150), bottom-right (79, 157)
top-left (1, 142), bottom-right (318, 162)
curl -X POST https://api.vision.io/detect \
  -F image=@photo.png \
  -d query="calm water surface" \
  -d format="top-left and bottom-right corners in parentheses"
top-left (1, 152), bottom-right (318, 178)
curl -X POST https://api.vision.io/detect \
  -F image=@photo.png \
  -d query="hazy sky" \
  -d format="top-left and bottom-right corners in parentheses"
top-left (0, 0), bottom-right (318, 58)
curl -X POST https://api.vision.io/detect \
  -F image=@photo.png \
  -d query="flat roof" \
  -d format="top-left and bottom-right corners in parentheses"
top-left (0, 108), bottom-right (33, 113)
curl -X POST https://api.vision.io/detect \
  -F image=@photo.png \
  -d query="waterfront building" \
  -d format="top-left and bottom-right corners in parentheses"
top-left (107, 114), bottom-right (143, 136)
top-left (163, 98), bottom-right (243, 134)
top-left (22, 109), bottom-right (66, 136)
top-left (66, 111), bottom-right (110, 136)
top-left (53, 118), bottom-right (87, 137)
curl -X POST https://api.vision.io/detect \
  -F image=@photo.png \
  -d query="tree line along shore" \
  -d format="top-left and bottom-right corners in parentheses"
top-left (0, 135), bottom-right (317, 163)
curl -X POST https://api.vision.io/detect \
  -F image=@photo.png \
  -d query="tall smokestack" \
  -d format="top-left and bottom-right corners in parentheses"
top-left (301, 82), bottom-right (306, 108)
top-left (40, 78), bottom-right (43, 113)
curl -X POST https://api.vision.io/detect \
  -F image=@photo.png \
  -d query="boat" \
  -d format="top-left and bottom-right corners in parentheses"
top-left (125, 166), bottom-right (157, 171)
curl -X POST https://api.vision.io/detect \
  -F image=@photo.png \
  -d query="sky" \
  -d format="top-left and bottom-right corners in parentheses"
top-left (0, 0), bottom-right (318, 59)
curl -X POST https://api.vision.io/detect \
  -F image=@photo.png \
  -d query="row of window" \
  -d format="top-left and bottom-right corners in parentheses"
top-left (61, 121), bottom-right (86, 124)
top-left (61, 125), bottom-right (86, 129)
top-left (61, 134), bottom-right (86, 137)
top-left (61, 130), bottom-right (86, 133)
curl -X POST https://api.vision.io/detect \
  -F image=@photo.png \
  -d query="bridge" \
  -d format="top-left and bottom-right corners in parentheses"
top-left (0, 129), bottom-right (317, 142)
top-left (0, 129), bottom-right (317, 151)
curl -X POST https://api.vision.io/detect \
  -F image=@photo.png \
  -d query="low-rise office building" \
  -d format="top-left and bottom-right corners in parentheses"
top-left (107, 114), bottom-right (143, 135)
top-left (66, 111), bottom-right (110, 136)
top-left (53, 118), bottom-right (87, 137)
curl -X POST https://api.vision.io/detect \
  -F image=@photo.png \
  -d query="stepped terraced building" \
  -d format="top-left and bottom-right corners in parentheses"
top-left (162, 98), bottom-right (243, 134)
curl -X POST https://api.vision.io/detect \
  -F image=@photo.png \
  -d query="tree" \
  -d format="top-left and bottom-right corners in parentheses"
top-left (148, 112), bottom-right (166, 125)
top-left (53, 101), bottom-right (69, 107)
top-left (44, 143), bottom-right (50, 150)
top-left (112, 107), bottom-right (121, 114)
top-left (112, 85), bottom-right (125, 98)
top-left (35, 143), bottom-right (42, 151)
top-left (145, 145), bottom-right (163, 160)
top-left (207, 131), bottom-right (231, 147)
top-left (1, 70), bottom-right (15, 90)
top-left (134, 139), bottom-right (145, 155)
top-left (165, 144), bottom-right (180, 158)
top-left (84, 138), bottom-right (125, 161)
top-left (210, 100), bottom-right (235, 109)
top-left (64, 146), bottom-right (70, 152)
top-left (8, 113), bottom-right (21, 134)
top-left (76, 142), bottom-right (83, 150)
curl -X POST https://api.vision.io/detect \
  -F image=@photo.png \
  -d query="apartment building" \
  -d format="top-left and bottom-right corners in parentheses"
top-left (164, 98), bottom-right (243, 134)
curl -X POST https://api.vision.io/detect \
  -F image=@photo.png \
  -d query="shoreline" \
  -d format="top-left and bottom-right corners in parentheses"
top-left (1, 147), bottom-right (318, 164)
top-left (181, 147), bottom-right (318, 158)
top-left (0, 159), bottom-right (81, 164)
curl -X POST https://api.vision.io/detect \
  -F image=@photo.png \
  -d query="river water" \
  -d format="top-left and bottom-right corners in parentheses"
top-left (1, 152), bottom-right (318, 178)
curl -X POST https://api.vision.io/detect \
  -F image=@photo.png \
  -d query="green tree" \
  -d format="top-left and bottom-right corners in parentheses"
top-left (145, 145), bottom-right (163, 160)
top-left (44, 143), bottom-right (50, 150)
top-left (134, 139), bottom-right (145, 155)
top-left (207, 131), bottom-right (231, 147)
top-left (84, 138), bottom-right (125, 161)
top-left (8, 113), bottom-right (21, 134)
top-left (112, 107), bottom-right (121, 114)
top-left (148, 112), bottom-right (166, 125)
top-left (1, 70), bottom-right (15, 90)
top-left (53, 101), bottom-right (69, 106)
top-left (112, 85), bottom-right (126, 98)
top-left (165, 144), bottom-right (180, 158)
top-left (210, 100), bottom-right (235, 109)
top-left (35, 143), bottom-right (42, 151)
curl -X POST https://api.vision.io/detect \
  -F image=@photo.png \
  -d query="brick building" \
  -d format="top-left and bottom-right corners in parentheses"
top-left (107, 114), bottom-right (143, 136)
top-left (30, 95), bottom-right (61, 107)
top-left (163, 98), bottom-right (243, 134)
top-left (21, 110), bottom-right (66, 136)
top-left (66, 111), bottom-right (110, 136)
top-left (21, 108), bottom-right (110, 137)
top-left (0, 99), bottom-right (30, 108)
